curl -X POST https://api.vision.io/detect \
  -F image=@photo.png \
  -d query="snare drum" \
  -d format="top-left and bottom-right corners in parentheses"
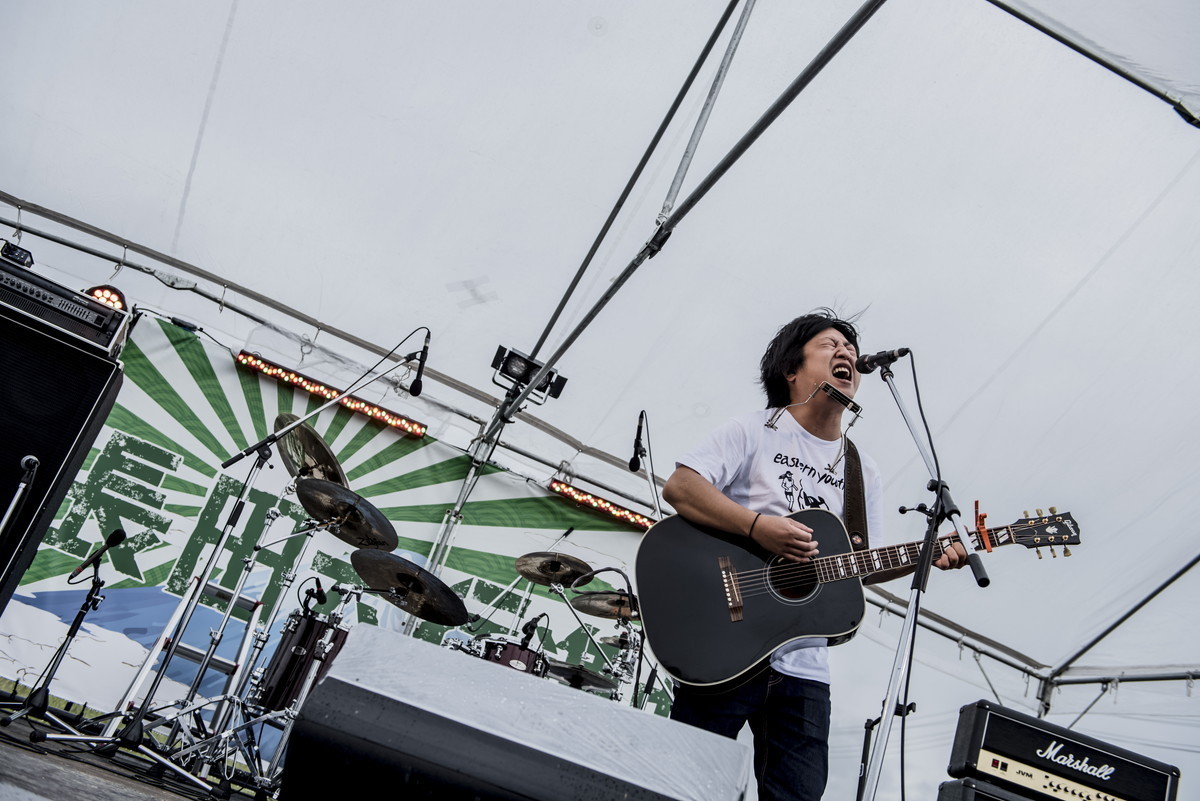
top-left (252, 610), bottom-right (349, 711)
top-left (477, 635), bottom-right (548, 678)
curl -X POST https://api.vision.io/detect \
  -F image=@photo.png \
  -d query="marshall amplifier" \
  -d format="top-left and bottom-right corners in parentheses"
top-left (0, 253), bottom-right (130, 355)
top-left (948, 700), bottom-right (1179, 801)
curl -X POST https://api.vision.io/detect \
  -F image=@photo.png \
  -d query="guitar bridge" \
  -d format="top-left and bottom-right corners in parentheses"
top-left (719, 556), bottom-right (743, 622)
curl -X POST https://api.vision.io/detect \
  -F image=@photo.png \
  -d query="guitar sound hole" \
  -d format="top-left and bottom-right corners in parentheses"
top-left (767, 557), bottom-right (818, 601)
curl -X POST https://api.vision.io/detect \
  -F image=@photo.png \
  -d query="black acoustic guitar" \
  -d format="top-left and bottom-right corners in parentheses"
top-left (634, 507), bottom-right (1080, 686)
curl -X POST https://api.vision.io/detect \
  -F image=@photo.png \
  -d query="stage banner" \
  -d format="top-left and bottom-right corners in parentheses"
top-left (0, 317), bottom-right (665, 716)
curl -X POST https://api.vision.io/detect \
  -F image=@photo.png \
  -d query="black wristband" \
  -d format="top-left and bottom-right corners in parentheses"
top-left (747, 513), bottom-right (762, 541)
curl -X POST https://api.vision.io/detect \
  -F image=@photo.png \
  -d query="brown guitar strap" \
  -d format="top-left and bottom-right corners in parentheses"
top-left (843, 438), bottom-right (869, 552)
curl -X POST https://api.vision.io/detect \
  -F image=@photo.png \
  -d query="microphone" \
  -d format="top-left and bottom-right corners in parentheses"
top-left (855, 347), bottom-right (910, 375)
top-left (69, 529), bottom-right (126, 579)
top-left (313, 578), bottom-right (327, 605)
top-left (20, 455), bottom-right (38, 481)
top-left (628, 412), bottom-right (645, 472)
top-left (409, 331), bottom-right (430, 397)
top-left (519, 613), bottom-right (545, 648)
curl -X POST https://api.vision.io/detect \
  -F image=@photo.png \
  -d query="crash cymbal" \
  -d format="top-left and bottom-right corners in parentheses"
top-left (295, 478), bottom-right (397, 551)
top-left (274, 413), bottom-right (349, 487)
top-left (569, 591), bottom-right (639, 620)
top-left (545, 659), bottom-right (617, 692)
top-left (514, 552), bottom-right (593, 587)
top-left (350, 549), bottom-right (468, 626)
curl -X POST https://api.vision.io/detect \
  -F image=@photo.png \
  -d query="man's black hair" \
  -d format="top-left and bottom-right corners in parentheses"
top-left (759, 308), bottom-right (860, 408)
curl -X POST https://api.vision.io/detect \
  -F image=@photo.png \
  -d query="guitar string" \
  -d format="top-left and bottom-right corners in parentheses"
top-left (727, 521), bottom-right (1063, 597)
top-left (729, 538), bottom-right (955, 596)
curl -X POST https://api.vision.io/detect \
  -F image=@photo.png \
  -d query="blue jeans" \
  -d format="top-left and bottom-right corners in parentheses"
top-left (670, 670), bottom-right (831, 801)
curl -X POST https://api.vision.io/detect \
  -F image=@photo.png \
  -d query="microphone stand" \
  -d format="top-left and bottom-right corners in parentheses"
top-left (0, 560), bottom-right (106, 734)
top-left (859, 362), bottom-right (988, 801)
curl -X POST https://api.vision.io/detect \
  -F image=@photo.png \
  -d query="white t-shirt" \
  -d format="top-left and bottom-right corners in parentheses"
top-left (676, 408), bottom-right (887, 684)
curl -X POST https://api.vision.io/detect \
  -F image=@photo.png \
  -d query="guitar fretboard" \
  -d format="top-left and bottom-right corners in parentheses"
top-left (812, 535), bottom-right (957, 583)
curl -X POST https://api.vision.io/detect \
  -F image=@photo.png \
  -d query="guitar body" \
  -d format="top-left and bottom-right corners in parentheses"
top-left (635, 509), bottom-right (865, 687)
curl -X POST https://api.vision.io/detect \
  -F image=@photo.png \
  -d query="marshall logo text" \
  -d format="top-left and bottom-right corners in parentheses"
top-left (1035, 740), bottom-right (1116, 781)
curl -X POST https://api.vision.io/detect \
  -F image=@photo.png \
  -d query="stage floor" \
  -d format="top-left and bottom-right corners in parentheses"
top-left (0, 716), bottom-right (260, 801)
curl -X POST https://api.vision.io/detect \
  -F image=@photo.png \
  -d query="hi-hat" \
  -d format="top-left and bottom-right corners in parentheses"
top-left (295, 478), bottom-right (397, 551)
top-left (569, 591), bottom-right (638, 620)
top-left (350, 550), bottom-right (468, 626)
top-left (545, 659), bottom-right (617, 692)
top-left (274, 413), bottom-right (349, 486)
top-left (514, 552), bottom-right (593, 587)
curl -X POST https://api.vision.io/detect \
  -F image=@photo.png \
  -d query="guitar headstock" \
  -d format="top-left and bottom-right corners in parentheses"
top-left (971, 505), bottom-right (1081, 557)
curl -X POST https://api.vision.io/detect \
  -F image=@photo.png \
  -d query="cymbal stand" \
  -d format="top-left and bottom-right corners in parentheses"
top-left (203, 511), bottom-right (336, 742)
top-left (465, 527), bottom-right (576, 637)
top-left (173, 583), bottom-right (359, 797)
top-left (32, 446), bottom-right (277, 798)
top-left (507, 527), bottom-right (577, 635)
top-left (547, 582), bottom-right (618, 695)
top-left (1, 560), bottom-right (105, 734)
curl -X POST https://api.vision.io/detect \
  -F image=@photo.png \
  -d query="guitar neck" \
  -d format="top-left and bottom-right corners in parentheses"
top-left (816, 526), bottom-right (1017, 583)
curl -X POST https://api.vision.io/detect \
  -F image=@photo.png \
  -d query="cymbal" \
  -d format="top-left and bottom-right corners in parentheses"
top-left (295, 478), bottom-right (397, 551)
top-left (545, 659), bottom-right (617, 692)
top-left (599, 634), bottom-right (630, 648)
top-left (350, 549), bottom-right (468, 626)
top-left (514, 552), bottom-right (593, 587)
top-left (569, 591), bottom-right (639, 620)
top-left (274, 413), bottom-right (349, 487)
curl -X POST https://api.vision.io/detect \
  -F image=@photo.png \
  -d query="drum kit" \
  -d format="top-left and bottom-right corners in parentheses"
top-left (32, 412), bottom-right (648, 798)
top-left (438, 546), bottom-right (646, 701)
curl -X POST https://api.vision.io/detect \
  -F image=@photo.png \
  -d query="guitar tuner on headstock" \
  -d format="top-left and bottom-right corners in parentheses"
top-left (969, 504), bottom-right (1081, 557)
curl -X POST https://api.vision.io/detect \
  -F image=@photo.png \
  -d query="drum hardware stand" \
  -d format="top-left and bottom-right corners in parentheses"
top-left (202, 511), bottom-right (333, 741)
top-left (506, 527), bottom-right (575, 637)
top-left (0, 557), bottom-right (105, 735)
top-left (548, 582), bottom-right (623, 698)
top-left (463, 527), bottom-right (576, 637)
top-left (859, 358), bottom-right (989, 801)
top-left (29, 444), bottom-right (280, 799)
top-left (172, 584), bottom-right (359, 797)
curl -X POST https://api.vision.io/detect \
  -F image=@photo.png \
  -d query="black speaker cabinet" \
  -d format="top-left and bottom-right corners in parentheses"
top-left (0, 307), bottom-right (123, 614)
top-left (938, 778), bottom-right (1039, 801)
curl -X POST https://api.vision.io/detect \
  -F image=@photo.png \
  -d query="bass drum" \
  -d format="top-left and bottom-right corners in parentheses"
top-left (253, 610), bottom-right (349, 711)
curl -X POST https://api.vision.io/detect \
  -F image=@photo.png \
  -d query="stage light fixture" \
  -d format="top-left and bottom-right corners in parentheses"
top-left (236, 351), bottom-right (427, 437)
top-left (548, 479), bottom-right (654, 531)
top-left (1, 239), bottom-right (34, 268)
top-left (491, 345), bottom-right (567, 404)
top-left (85, 284), bottom-right (127, 311)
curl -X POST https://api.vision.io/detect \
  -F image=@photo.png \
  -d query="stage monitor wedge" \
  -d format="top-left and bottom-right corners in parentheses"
top-left (286, 626), bottom-right (752, 801)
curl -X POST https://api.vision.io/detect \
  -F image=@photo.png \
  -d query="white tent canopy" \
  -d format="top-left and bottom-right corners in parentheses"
top-left (3, 1), bottom-right (1198, 798)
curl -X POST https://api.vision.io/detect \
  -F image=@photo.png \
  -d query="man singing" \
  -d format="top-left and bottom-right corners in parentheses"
top-left (663, 309), bottom-right (965, 801)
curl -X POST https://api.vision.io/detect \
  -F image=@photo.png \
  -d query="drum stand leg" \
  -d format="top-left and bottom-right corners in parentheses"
top-left (180, 587), bottom-right (358, 795)
top-left (31, 448), bottom-right (276, 798)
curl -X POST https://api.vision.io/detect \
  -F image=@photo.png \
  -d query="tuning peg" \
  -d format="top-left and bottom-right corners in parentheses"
top-left (1035, 548), bottom-right (1043, 560)
top-left (1063, 545), bottom-right (1072, 557)
top-left (1049, 506), bottom-right (1058, 515)
top-left (1036, 508), bottom-right (1044, 517)
top-left (1023, 510), bottom-right (1030, 518)
top-left (1048, 545), bottom-right (1057, 558)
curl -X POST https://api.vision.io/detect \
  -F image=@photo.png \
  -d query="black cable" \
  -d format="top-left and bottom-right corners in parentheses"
top-left (896, 351), bottom-right (940, 801)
